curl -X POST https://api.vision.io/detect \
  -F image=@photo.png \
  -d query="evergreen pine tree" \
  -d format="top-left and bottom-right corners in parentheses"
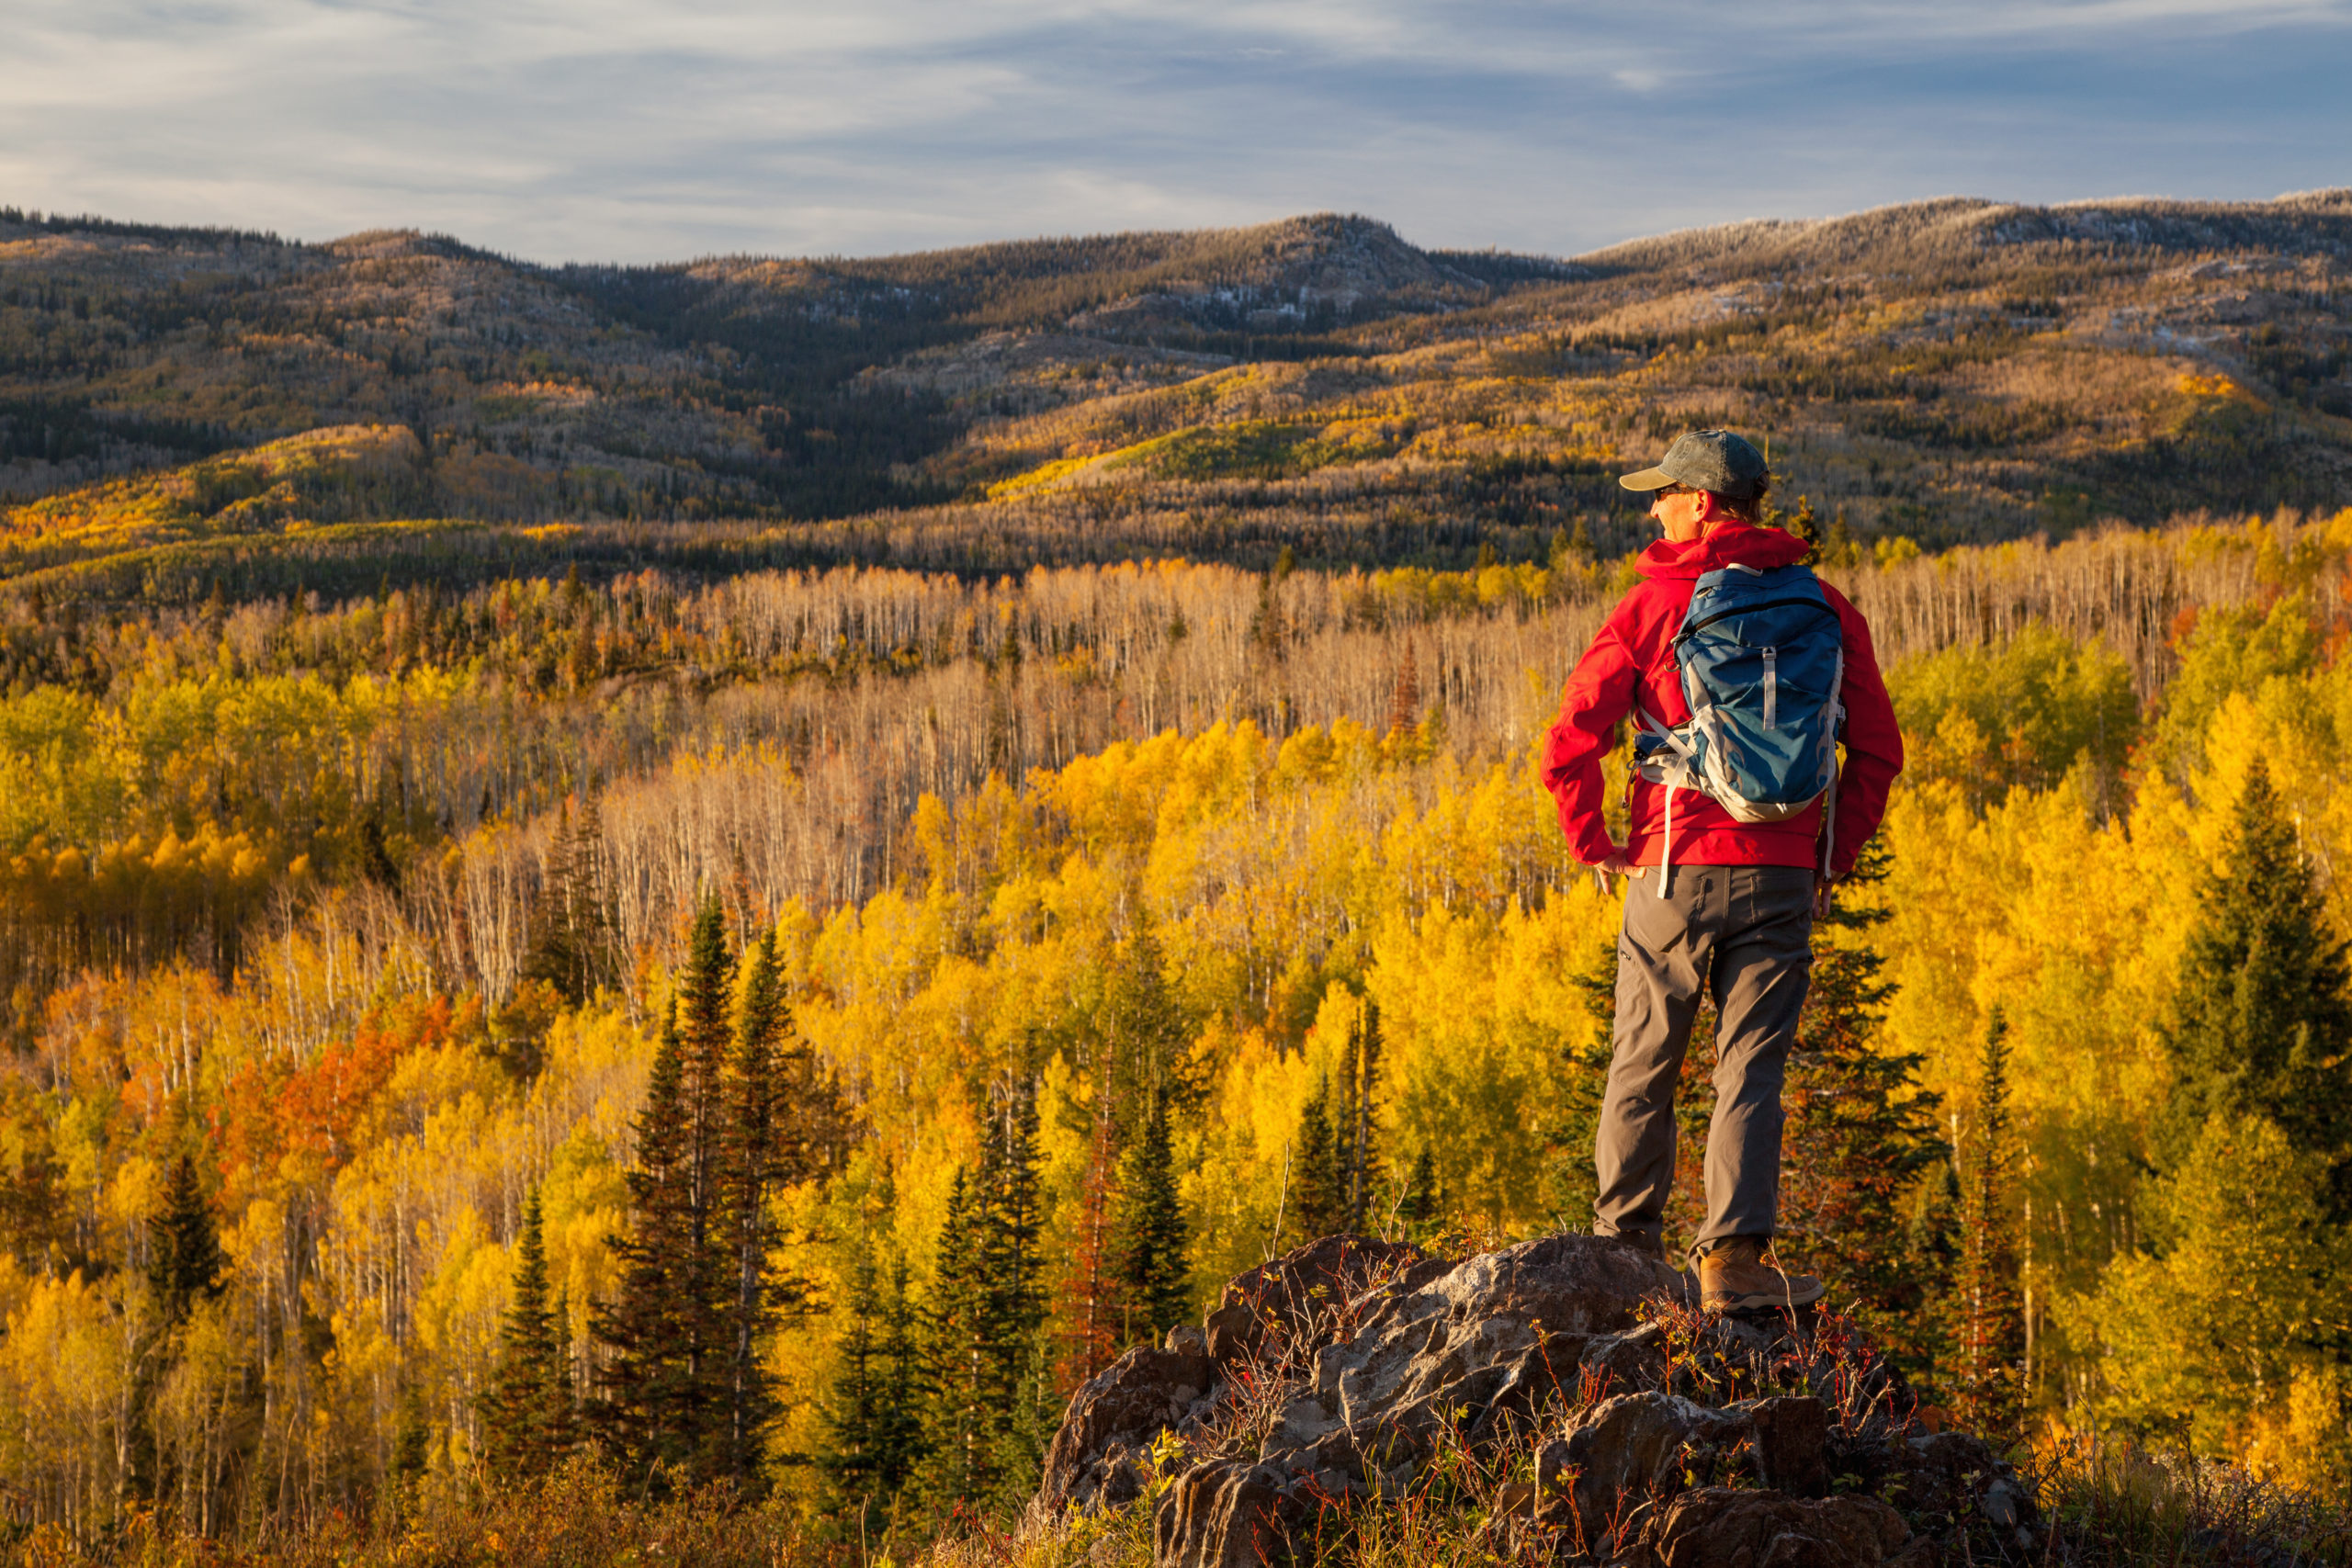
top-left (1904, 1160), bottom-right (1962, 1380)
top-left (922, 1082), bottom-right (1057, 1519)
top-left (482, 1187), bottom-right (569, 1481)
top-left (979, 1081), bottom-right (1052, 1511)
top-left (545, 1289), bottom-right (578, 1461)
top-left (149, 1152), bottom-right (226, 1327)
top-left (1950, 1010), bottom-right (2023, 1439)
top-left (594, 1003), bottom-right (690, 1475)
top-left (719, 931), bottom-right (787, 1490)
top-left (392, 1382), bottom-right (431, 1494)
top-left (130, 1148), bottom-right (230, 1506)
top-left (598, 897), bottom-right (831, 1492)
top-left (984, 1084), bottom-right (1048, 1352)
top-left (819, 1248), bottom-right (886, 1514)
top-left (1111, 1090), bottom-right (1188, 1347)
top-left (593, 968), bottom-right (727, 1487)
top-left (1560, 947), bottom-right (1629, 1234)
top-left (1289, 1074), bottom-right (1346, 1244)
top-left (671, 893), bottom-right (737, 1480)
top-left (924, 1167), bottom-right (992, 1509)
top-left (992, 1335), bottom-right (1058, 1514)
top-left (1775, 840), bottom-right (1947, 1366)
top-left (520, 795), bottom-right (618, 1004)
top-left (821, 1247), bottom-right (941, 1528)
top-left (2155, 759), bottom-right (2352, 1215)
top-left (874, 1253), bottom-right (929, 1505)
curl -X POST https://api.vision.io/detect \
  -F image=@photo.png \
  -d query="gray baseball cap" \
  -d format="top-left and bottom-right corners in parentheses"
top-left (1619, 429), bottom-right (1770, 501)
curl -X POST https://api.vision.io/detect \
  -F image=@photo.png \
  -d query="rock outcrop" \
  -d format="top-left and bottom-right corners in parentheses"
top-left (1036, 1232), bottom-right (2039, 1568)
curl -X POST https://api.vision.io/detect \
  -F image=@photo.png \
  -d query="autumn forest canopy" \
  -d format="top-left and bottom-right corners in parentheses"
top-left (6, 192), bottom-right (2352, 1562)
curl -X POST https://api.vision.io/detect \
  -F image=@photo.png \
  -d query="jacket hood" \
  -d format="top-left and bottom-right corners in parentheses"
top-left (1634, 523), bottom-right (1811, 581)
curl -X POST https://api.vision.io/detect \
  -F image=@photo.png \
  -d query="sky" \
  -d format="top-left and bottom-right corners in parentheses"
top-left (6, 0), bottom-right (2350, 266)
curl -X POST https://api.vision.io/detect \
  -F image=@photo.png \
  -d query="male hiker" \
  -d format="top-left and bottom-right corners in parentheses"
top-left (1543, 430), bottom-right (1904, 1313)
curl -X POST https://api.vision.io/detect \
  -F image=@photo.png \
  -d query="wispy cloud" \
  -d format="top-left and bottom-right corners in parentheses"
top-left (2, 0), bottom-right (2346, 263)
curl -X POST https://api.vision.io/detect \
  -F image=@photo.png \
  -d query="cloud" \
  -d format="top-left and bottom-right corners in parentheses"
top-left (1, 0), bottom-right (2346, 263)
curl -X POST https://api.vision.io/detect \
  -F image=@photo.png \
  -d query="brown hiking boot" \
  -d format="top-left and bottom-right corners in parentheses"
top-left (1700, 1237), bottom-right (1826, 1314)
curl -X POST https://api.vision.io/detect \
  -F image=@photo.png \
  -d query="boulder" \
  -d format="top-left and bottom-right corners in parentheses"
top-left (1035, 1230), bottom-right (2034, 1568)
top-left (1306, 1235), bottom-right (1690, 1461)
top-left (1153, 1459), bottom-right (1297, 1568)
top-left (1150, 1234), bottom-right (1691, 1566)
top-left (1202, 1234), bottom-right (1430, 1363)
top-left (1037, 1337), bottom-right (1218, 1512)
top-left (1541, 1391), bottom-right (1750, 1533)
top-left (1643, 1486), bottom-right (1915, 1567)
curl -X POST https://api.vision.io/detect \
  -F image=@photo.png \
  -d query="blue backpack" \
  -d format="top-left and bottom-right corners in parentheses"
top-left (1633, 562), bottom-right (1846, 892)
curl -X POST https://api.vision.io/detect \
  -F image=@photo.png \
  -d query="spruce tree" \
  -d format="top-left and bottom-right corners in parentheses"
top-left (676, 894), bottom-right (736, 1244)
top-left (594, 1003), bottom-right (687, 1473)
top-left (673, 894), bottom-right (738, 1479)
top-left (597, 900), bottom-right (837, 1493)
top-left (482, 1187), bottom-right (570, 1481)
top-left (979, 1082), bottom-right (1051, 1509)
top-left (923, 1082), bottom-right (1057, 1518)
top-left (1561, 947), bottom-right (1629, 1234)
top-left (924, 1167), bottom-right (993, 1509)
top-left (993, 1336), bottom-right (1058, 1513)
top-left (1904, 1161), bottom-right (1962, 1380)
top-left (987, 1085), bottom-right (1049, 1348)
top-left (820, 1249), bottom-right (886, 1514)
top-left (1776, 839), bottom-right (1947, 1362)
top-left (594, 987), bottom-right (726, 1486)
top-left (719, 931), bottom-right (786, 1490)
top-left (2155, 759), bottom-right (2352, 1215)
top-left (874, 1253), bottom-right (929, 1502)
top-left (1950, 1010), bottom-right (2023, 1439)
top-left (1112, 1090), bottom-right (1189, 1347)
top-left (149, 1152), bottom-right (226, 1326)
top-left (521, 795), bottom-right (618, 1004)
top-left (546, 1290), bottom-right (578, 1460)
top-left (131, 1149), bottom-right (229, 1507)
top-left (1289, 1075), bottom-right (1346, 1244)
top-left (393, 1382), bottom-right (431, 1495)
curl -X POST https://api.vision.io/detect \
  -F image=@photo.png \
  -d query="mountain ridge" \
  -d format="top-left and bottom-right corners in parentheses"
top-left (3, 191), bottom-right (2348, 585)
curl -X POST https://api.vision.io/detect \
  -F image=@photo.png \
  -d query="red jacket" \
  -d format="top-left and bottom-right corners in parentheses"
top-left (1542, 525), bottom-right (1903, 879)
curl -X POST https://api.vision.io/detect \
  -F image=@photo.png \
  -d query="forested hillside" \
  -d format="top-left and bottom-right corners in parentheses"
top-left (3, 491), bottom-right (2352, 1557)
top-left (5, 192), bottom-right (2350, 582)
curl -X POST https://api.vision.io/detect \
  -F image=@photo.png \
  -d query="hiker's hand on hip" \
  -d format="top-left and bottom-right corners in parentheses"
top-left (1812, 874), bottom-right (1835, 919)
top-left (1598, 846), bottom-right (1644, 883)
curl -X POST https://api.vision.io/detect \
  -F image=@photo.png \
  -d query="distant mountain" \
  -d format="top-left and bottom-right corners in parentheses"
top-left (2, 193), bottom-right (2347, 587)
top-left (1575, 189), bottom-right (2352, 276)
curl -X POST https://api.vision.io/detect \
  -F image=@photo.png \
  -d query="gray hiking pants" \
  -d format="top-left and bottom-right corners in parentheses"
top-left (1593, 863), bottom-right (1814, 1259)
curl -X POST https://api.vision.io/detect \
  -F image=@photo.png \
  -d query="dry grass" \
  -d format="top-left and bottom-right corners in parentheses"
top-left (2026, 1432), bottom-right (2352, 1567)
top-left (19, 1419), bottom-right (2352, 1568)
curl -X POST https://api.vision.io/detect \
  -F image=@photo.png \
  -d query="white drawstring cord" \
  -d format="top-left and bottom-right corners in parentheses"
top-left (1659, 780), bottom-right (1674, 898)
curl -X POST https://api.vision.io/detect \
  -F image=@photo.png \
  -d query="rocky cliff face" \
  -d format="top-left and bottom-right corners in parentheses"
top-left (1038, 1233), bottom-right (2035, 1567)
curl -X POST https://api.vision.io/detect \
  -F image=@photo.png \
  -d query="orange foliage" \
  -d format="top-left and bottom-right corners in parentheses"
top-left (213, 994), bottom-right (486, 1195)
